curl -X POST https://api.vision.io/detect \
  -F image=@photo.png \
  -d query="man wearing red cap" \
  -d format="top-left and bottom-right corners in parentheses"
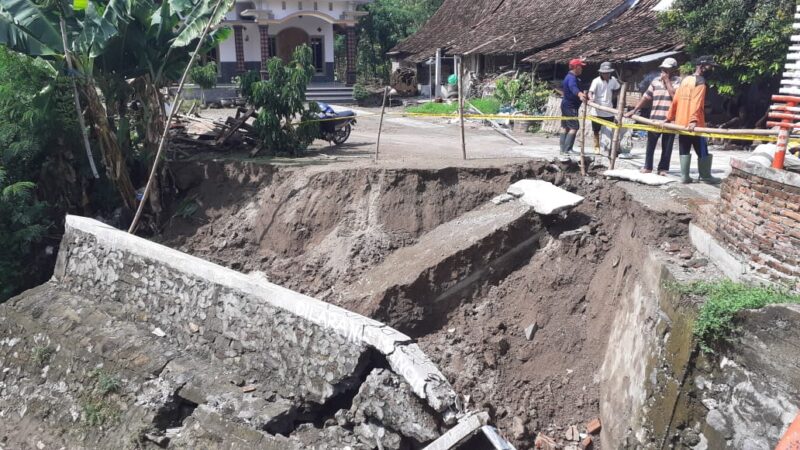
top-left (560, 58), bottom-right (587, 155)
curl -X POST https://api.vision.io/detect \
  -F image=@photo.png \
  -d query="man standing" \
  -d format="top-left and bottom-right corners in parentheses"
top-left (626, 57), bottom-right (680, 175)
top-left (588, 62), bottom-right (620, 154)
top-left (666, 56), bottom-right (721, 184)
top-left (560, 58), bottom-right (587, 155)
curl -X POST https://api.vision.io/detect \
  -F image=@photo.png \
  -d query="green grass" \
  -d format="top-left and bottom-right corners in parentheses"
top-left (677, 281), bottom-right (800, 352)
top-left (406, 98), bottom-right (502, 115)
top-left (90, 369), bottom-right (121, 395)
top-left (31, 346), bottom-right (54, 367)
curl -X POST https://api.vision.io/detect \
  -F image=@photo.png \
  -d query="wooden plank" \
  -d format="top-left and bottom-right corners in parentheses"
top-left (215, 107), bottom-right (255, 145)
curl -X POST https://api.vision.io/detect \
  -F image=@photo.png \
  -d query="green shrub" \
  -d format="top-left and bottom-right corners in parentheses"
top-left (247, 45), bottom-right (319, 155)
top-left (237, 70), bottom-right (262, 101)
top-left (353, 83), bottom-right (370, 102)
top-left (678, 280), bottom-right (800, 352)
top-left (189, 62), bottom-right (218, 90)
top-left (494, 74), bottom-right (551, 113)
top-left (189, 62), bottom-right (218, 104)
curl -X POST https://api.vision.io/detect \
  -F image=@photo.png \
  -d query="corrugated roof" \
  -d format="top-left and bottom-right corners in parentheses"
top-left (392, 0), bottom-right (626, 63)
top-left (524, 0), bottom-right (682, 63)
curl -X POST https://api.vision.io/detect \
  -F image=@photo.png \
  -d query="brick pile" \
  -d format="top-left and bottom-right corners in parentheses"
top-left (697, 158), bottom-right (800, 290)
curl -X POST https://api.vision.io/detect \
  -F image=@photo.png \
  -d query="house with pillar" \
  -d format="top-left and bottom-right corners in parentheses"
top-left (217, 0), bottom-right (369, 88)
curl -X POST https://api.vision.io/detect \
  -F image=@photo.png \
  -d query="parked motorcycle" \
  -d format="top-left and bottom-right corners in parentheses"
top-left (316, 102), bottom-right (357, 145)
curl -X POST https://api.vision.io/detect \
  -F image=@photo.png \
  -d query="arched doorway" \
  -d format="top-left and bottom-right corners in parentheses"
top-left (276, 27), bottom-right (309, 62)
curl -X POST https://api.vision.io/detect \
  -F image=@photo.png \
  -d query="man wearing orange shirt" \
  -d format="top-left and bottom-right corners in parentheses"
top-left (666, 55), bottom-right (721, 184)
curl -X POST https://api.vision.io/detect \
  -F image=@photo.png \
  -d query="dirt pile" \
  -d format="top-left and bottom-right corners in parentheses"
top-left (164, 161), bottom-right (552, 300)
top-left (413, 182), bottom-right (692, 448)
top-left (164, 160), bottom-right (698, 448)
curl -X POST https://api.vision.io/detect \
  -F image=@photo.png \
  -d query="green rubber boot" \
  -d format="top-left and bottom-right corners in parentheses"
top-left (680, 155), bottom-right (693, 184)
top-left (698, 154), bottom-right (721, 184)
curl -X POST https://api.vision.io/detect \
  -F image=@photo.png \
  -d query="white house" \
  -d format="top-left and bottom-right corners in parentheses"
top-left (217, 0), bottom-right (372, 85)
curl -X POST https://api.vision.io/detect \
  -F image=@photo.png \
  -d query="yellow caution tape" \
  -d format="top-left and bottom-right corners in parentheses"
top-left (291, 109), bottom-right (798, 144)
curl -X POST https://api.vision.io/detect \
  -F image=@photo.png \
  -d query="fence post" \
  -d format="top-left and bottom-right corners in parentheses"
top-left (458, 56), bottom-right (467, 160)
top-left (579, 99), bottom-right (588, 176)
top-left (610, 83), bottom-right (628, 169)
top-left (375, 86), bottom-right (389, 160)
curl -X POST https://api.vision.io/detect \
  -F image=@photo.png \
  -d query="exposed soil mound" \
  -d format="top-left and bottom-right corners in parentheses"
top-left (164, 161), bottom-right (553, 299)
top-left (414, 182), bottom-right (692, 448)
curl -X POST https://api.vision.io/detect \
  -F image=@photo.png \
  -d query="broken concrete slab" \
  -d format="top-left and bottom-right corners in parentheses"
top-left (422, 412), bottom-right (490, 450)
top-left (349, 368), bottom-right (441, 444)
top-left (348, 201), bottom-right (542, 336)
top-left (507, 180), bottom-right (584, 215)
top-left (603, 169), bottom-right (675, 186)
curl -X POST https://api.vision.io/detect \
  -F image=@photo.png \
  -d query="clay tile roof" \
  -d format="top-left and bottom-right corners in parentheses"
top-left (392, 0), bottom-right (628, 63)
top-left (525, 0), bottom-right (682, 63)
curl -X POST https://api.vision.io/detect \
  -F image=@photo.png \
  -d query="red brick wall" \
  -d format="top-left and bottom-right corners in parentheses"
top-left (698, 159), bottom-right (800, 290)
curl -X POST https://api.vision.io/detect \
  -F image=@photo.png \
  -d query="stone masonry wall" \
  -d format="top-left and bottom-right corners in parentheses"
top-left (700, 158), bottom-right (800, 290)
top-left (53, 216), bottom-right (456, 412)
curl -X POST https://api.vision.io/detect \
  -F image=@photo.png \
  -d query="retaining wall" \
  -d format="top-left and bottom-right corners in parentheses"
top-left (54, 215), bottom-right (456, 412)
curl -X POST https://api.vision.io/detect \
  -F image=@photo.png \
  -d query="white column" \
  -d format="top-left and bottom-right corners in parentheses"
top-left (434, 48), bottom-right (442, 99)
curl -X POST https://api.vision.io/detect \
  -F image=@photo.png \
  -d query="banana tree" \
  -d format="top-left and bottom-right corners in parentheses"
top-left (0, 0), bottom-right (232, 214)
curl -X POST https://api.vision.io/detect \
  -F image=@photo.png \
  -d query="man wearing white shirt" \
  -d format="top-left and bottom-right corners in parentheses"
top-left (587, 62), bottom-right (620, 154)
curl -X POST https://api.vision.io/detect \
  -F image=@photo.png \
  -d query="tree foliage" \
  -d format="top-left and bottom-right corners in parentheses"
top-left (0, 46), bottom-right (84, 301)
top-left (248, 45), bottom-right (319, 155)
top-left (355, 0), bottom-right (443, 83)
top-left (661, 0), bottom-right (795, 95)
top-left (190, 62), bottom-right (218, 90)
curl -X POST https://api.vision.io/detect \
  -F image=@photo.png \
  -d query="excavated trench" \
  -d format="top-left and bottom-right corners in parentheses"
top-left (162, 160), bottom-right (699, 449)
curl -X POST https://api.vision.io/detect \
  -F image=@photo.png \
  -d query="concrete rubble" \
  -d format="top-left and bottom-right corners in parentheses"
top-left (602, 169), bottom-right (675, 186)
top-left (507, 179), bottom-right (585, 215)
top-left (0, 215), bottom-right (514, 450)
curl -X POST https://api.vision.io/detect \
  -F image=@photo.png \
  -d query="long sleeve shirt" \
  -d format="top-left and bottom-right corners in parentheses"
top-left (667, 75), bottom-right (707, 127)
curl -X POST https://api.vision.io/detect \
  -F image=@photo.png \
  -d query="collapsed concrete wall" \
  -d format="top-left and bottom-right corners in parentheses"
top-left (0, 215), bottom-right (461, 449)
top-left (54, 215), bottom-right (455, 411)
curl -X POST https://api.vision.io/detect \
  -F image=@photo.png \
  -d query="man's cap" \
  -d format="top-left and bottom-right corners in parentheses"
top-left (598, 62), bottom-right (614, 73)
top-left (659, 57), bottom-right (678, 69)
top-left (694, 55), bottom-right (719, 67)
top-left (569, 58), bottom-right (587, 68)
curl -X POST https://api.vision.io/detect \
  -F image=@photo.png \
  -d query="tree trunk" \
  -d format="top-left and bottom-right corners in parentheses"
top-left (133, 75), bottom-right (167, 225)
top-left (81, 80), bottom-right (138, 212)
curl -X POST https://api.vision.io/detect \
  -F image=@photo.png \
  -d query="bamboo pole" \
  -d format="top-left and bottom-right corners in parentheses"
top-left (458, 56), bottom-right (467, 160)
top-left (375, 86), bottom-right (389, 160)
top-left (60, 18), bottom-right (99, 179)
top-left (579, 99), bottom-right (588, 176)
top-left (128, 0), bottom-right (226, 234)
top-left (588, 101), bottom-right (782, 137)
top-left (610, 83), bottom-right (627, 169)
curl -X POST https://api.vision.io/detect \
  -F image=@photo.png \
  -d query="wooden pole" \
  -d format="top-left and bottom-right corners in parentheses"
top-left (458, 56), bottom-right (467, 160)
top-left (375, 86), bottom-right (389, 160)
top-left (60, 18), bottom-right (99, 179)
top-left (579, 99), bottom-right (588, 176)
top-left (128, 0), bottom-right (226, 234)
top-left (588, 100), bottom-right (782, 137)
top-left (610, 83), bottom-right (627, 169)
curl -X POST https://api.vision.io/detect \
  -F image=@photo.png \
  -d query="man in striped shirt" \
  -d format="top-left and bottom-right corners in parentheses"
top-left (627, 57), bottom-right (680, 175)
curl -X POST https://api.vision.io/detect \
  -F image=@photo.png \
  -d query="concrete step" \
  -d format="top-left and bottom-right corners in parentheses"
top-left (345, 199), bottom-right (544, 336)
top-left (306, 85), bottom-right (355, 104)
